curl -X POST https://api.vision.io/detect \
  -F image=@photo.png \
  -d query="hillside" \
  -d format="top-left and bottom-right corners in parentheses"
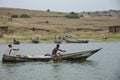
top-left (0, 7), bottom-right (120, 42)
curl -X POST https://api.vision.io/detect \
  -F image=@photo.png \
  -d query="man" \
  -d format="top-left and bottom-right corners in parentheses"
top-left (52, 44), bottom-right (65, 62)
top-left (6, 44), bottom-right (19, 55)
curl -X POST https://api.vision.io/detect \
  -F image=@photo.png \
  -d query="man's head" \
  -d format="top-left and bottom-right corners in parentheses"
top-left (8, 44), bottom-right (12, 48)
top-left (56, 44), bottom-right (60, 48)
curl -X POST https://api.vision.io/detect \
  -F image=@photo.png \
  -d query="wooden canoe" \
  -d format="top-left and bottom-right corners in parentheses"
top-left (2, 48), bottom-right (102, 62)
top-left (54, 40), bottom-right (62, 43)
top-left (64, 39), bottom-right (89, 43)
top-left (32, 37), bottom-right (39, 43)
top-left (13, 38), bottom-right (20, 44)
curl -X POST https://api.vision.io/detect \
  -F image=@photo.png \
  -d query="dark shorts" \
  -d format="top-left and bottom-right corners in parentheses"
top-left (52, 54), bottom-right (60, 58)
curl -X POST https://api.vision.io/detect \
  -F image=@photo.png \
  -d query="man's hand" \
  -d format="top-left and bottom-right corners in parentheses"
top-left (62, 50), bottom-right (66, 52)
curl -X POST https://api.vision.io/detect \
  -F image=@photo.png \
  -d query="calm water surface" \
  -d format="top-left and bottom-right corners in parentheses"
top-left (0, 42), bottom-right (120, 80)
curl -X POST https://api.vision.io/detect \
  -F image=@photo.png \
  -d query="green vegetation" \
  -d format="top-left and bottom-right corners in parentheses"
top-left (108, 35), bottom-right (120, 40)
top-left (40, 35), bottom-right (54, 41)
top-left (65, 12), bottom-right (80, 19)
top-left (0, 36), bottom-right (31, 42)
top-left (1, 34), bottom-right (120, 43)
top-left (11, 14), bottom-right (18, 18)
top-left (20, 14), bottom-right (31, 18)
top-left (10, 14), bottom-right (31, 18)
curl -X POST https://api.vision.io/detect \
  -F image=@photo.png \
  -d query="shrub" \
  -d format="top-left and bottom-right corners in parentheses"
top-left (8, 12), bottom-right (11, 14)
top-left (20, 14), bottom-right (31, 18)
top-left (47, 9), bottom-right (50, 12)
top-left (1, 16), bottom-right (3, 19)
top-left (80, 15), bottom-right (84, 17)
top-left (65, 12), bottom-right (80, 19)
top-left (45, 21), bottom-right (49, 24)
top-left (11, 14), bottom-right (18, 18)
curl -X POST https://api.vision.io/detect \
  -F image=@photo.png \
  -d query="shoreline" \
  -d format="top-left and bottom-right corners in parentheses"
top-left (0, 34), bottom-right (120, 43)
top-left (0, 39), bottom-right (120, 44)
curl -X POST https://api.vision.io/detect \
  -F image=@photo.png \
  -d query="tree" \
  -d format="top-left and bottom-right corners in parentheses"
top-left (47, 9), bottom-right (50, 12)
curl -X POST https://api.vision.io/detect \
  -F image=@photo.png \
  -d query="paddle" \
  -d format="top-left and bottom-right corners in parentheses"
top-left (13, 49), bottom-right (19, 51)
top-left (12, 49), bottom-right (19, 54)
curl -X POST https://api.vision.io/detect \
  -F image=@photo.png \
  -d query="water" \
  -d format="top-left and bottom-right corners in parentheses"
top-left (0, 42), bottom-right (120, 80)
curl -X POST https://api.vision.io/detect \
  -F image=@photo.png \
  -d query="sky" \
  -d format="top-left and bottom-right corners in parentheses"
top-left (0, 0), bottom-right (120, 12)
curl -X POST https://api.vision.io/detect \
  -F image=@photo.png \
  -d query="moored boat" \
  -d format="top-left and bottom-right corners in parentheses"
top-left (54, 39), bottom-right (63, 43)
top-left (54, 36), bottom-right (63, 43)
top-left (54, 41), bottom-right (62, 43)
top-left (64, 38), bottom-right (89, 43)
top-left (13, 38), bottom-right (20, 44)
top-left (2, 48), bottom-right (102, 62)
top-left (32, 36), bottom-right (39, 43)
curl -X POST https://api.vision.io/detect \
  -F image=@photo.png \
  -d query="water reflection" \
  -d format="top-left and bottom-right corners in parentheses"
top-left (49, 60), bottom-right (98, 80)
top-left (51, 63), bottom-right (63, 80)
top-left (1, 62), bottom-right (24, 75)
top-left (61, 59), bottom-right (97, 66)
top-left (2, 62), bottom-right (24, 68)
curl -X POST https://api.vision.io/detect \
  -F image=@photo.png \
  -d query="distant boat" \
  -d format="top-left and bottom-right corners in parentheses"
top-left (54, 40), bottom-right (62, 43)
top-left (2, 48), bottom-right (102, 62)
top-left (64, 38), bottom-right (89, 43)
top-left (32, 36), bottom-right (39, 43)
top-left (13, 38), bottom-right (20, 44)
top-left (54, 36), bottom-right (63, 43)
top-left (54, 39), bottom-right (63, 43)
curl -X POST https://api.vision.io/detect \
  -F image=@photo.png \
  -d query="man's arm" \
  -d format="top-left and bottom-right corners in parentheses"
top-left (58, 49), bottom-right (66, 52)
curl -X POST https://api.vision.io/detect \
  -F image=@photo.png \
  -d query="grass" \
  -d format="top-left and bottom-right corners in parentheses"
top-left (108, 35), bottom-right (120, 40)
top-left (0, 35), bottom-right (31, 42)
top-left (40, 34), bottom-right (54, 41)
top-left (70, 34), bottom-right (120, 41)
top-left (0, 34), bottom-right (120, 43)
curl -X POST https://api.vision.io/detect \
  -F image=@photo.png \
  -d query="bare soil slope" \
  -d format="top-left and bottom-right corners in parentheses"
top-left (0, 7), bottom-right (120, 41)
